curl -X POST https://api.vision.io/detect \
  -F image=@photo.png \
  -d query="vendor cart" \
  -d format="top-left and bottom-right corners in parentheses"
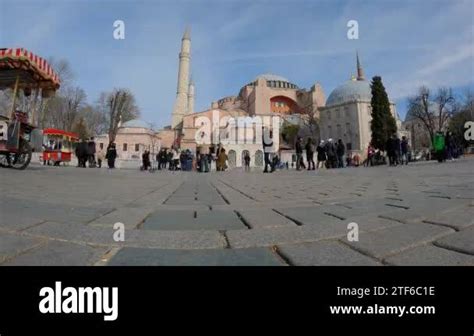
top-left (0, 48), bottom-right (60, 169)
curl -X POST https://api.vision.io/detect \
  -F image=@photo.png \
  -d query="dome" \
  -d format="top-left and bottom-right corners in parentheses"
top-left (326, 79), bottom-right (372, 106)
top-left (254, 73), bottom-right (290, 82)
top-left (120, 119), bottom-right (151, 129)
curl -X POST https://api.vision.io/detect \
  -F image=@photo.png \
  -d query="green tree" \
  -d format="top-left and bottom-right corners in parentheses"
top-left (370, 76), bottom-right (397, 150)
top-left (281, 121), bottom-right (299, 148)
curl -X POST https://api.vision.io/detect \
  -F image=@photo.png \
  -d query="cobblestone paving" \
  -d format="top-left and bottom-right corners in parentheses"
top-left (1, 158), bottom-right (473, 266)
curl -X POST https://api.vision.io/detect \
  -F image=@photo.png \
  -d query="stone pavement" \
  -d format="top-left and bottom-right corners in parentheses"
top-left (0, 158), bottom-right (473, 266)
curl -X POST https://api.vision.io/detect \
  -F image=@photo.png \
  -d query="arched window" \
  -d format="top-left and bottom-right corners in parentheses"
top-left (255, 150), bottom-right (263, 166)
top-left (228, 150), bottom-right (236, 168)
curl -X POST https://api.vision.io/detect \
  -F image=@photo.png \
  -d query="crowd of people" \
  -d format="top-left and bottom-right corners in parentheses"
top-left (69, 130), bottom-right (463, 173)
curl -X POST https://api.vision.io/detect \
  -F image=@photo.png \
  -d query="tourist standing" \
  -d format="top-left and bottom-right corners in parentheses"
top-left (366, 144), bottom-right (375, 167)
top-left (401, 136), bottom-right (409, 165)
top-left (336, 139), bottom-right (345, 168)
top-left (87, 137), bottom-right (96, 168)
top-left (106, 143), bottom-right (117, 169)
top-left (305, 138), bottom-right (315, 170)
top-left (316, 140), bottom-right (326, 169)
top-left (295, 137), bottom-right (303, 171)
top-left (325, 139), bottom-right (336, 169)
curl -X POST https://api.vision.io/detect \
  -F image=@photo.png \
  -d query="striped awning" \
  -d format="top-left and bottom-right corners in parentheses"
top-left (0, 48), bottom-right (60, 91)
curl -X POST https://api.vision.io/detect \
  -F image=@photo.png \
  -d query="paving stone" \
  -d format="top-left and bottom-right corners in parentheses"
top-left (25, 221), bottom-right (226, 249)
top-left (107, 247), bottom-right (284, 266)
top-left (435, 226), bottom-right (474, 255)
top-left (0, 212), bottom-right (45, 231)
top-left (0, 233), bottom-right (44, 263)
top-left (4, 240), bottom-right (106, 266)
top-left (423, 207), bottom-right (474, 230)
top-left (89, 207), bottom-right (154, 229)
top-left (227, 222), bottom-right (348, 248)
top-left (142, 209), bottom-right (245, 230)
top-left (346, 223), bottom-right (454, 259)
top-left (278, 241), bottom-right (381, 266)
top-left (274, 206), bottom-right (346, 226)
top-left (385, 245), bottom-right (474, 266)
top-left (234, 209), bottom-right (296, 228)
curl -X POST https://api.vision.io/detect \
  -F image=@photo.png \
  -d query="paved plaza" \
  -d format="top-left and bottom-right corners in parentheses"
top-left (0, 158), bottom-right (473, 266)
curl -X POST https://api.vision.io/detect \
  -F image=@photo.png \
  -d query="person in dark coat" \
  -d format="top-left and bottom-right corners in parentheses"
top-left (401, 136), bottom-right (409, 165)
top-left (305, 138), bottom-right (315, 170)
top-left (393, 135), bottom-right (401, 166)
top-left (325, 139), bottom-right (336, 169)
top-left (336, 139), bottom-right (345, 168)
top-left (386, 135), bottom-right (396, 166)
top-left (106, 143), bottom-right (117, 169)
top-left (87, 137), bottom-right (96, 168)
top-left (316, 140), bottom-right (326, 169)
top-left (142, 150), bottom-right (150, 170)
top-left (75, 139), bottom-right (88, 168)
top-left (295, 137), bottom-right (303, 171)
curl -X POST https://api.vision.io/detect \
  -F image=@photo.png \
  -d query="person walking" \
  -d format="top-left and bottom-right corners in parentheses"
top-left (262, 127), bottom-right (274, 173)
top-left (316, 140), bottom-right (326, 169)
top-left (366, 144), bottom-right (375, 167)
top-left (336, 139), bottom-right (345, 168)
top-left (217, 148), bottom-right (228, 172)
top-left (106, 143), bottom-right (117, 169)
top-left (295, 137), bottom-right (303, 171)
top-left (97, 150), bottom-right (104, 168)
top-left (305, 138), bottom-right (315, 170)
top-left (244, 152), bottom-right (251, 172)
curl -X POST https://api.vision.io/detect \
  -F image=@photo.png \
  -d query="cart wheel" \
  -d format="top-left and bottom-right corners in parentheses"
top-left (9, 139), bottom-right (32, 170)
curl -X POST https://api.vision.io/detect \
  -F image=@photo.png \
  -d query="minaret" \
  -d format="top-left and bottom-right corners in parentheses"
top-left (171, 27), bottom-right (191, 129)
top-left (356, 51), bottom-right (365, 81)
top-left (187, 79), bottom-right (195, 115)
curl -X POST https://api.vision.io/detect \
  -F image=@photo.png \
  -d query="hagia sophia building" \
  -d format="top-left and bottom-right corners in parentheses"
top-left (99, 27), bottom-right (406, 168)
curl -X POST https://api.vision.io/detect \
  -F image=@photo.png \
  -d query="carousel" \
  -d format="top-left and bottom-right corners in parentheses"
top-left (0, 48), bottom-right (60, 169)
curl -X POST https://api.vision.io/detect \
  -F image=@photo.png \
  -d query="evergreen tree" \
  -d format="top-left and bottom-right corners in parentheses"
top-left (370, 76), bottom-right (397, 150)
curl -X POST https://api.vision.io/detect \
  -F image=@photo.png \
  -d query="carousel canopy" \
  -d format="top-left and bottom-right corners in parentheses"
top-left (0, 48), bottom-right (60, 91)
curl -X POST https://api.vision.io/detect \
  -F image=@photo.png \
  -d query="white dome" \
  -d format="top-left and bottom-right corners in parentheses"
top-left (120, 119), bottom-right (151, 129)
top-left (255, 73), bottom-right (290, 82)
top-left (326, 80), bottom-right (371, 106)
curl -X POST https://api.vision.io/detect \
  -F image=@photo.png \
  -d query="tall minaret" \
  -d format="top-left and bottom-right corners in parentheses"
top-left (171, 27), bottom-right (191, 129)
top-left (188, 79), bottom-right (195, 115)
top-left (356, 51), bottom-right (365, 81)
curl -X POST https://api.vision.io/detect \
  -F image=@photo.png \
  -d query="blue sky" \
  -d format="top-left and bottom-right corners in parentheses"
top-left (1, 0), bottom-right (473, 127)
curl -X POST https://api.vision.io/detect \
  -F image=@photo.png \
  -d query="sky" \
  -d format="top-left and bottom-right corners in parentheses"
top-left (1, 0), bottom-right (473, 128)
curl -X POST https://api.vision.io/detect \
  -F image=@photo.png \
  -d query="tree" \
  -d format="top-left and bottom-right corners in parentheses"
top-left (98, 89), bottom-right (139, 143)
top-left (448, 90), bottom-right (474, 149)
top-left (407, 86), bottom-right (455, 146)
top-left (370, 76), bottom-right (397, 151)
top-left (280, 121), bottom-right (300, 147)
top-left (71, 116), bottom-right (89, 140)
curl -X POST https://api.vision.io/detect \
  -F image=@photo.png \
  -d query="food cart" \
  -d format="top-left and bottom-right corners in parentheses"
top-left (0, 48), bottom-right (60, 169)
top-left (42, 128), bottom-right (78, 165)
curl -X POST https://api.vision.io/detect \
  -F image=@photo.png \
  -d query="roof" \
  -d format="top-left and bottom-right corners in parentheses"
top-left (255, 73), bottom-right (290, 82)
top-left (120, 119), bottom-right (152, 129)
top-left (326, 79), bottom-right (372, 106)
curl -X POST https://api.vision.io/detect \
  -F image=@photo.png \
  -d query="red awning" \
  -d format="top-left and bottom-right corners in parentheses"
top-left (43, 128), bottom-right (78, 139)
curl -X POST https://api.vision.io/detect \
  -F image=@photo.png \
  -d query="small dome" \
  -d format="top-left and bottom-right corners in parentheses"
top-left (255, 73), bottom-right (290, 82)
top-left (120, 119), bottom-right (151, 129)
top-left (326, 80), bottom-right (371, 106)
